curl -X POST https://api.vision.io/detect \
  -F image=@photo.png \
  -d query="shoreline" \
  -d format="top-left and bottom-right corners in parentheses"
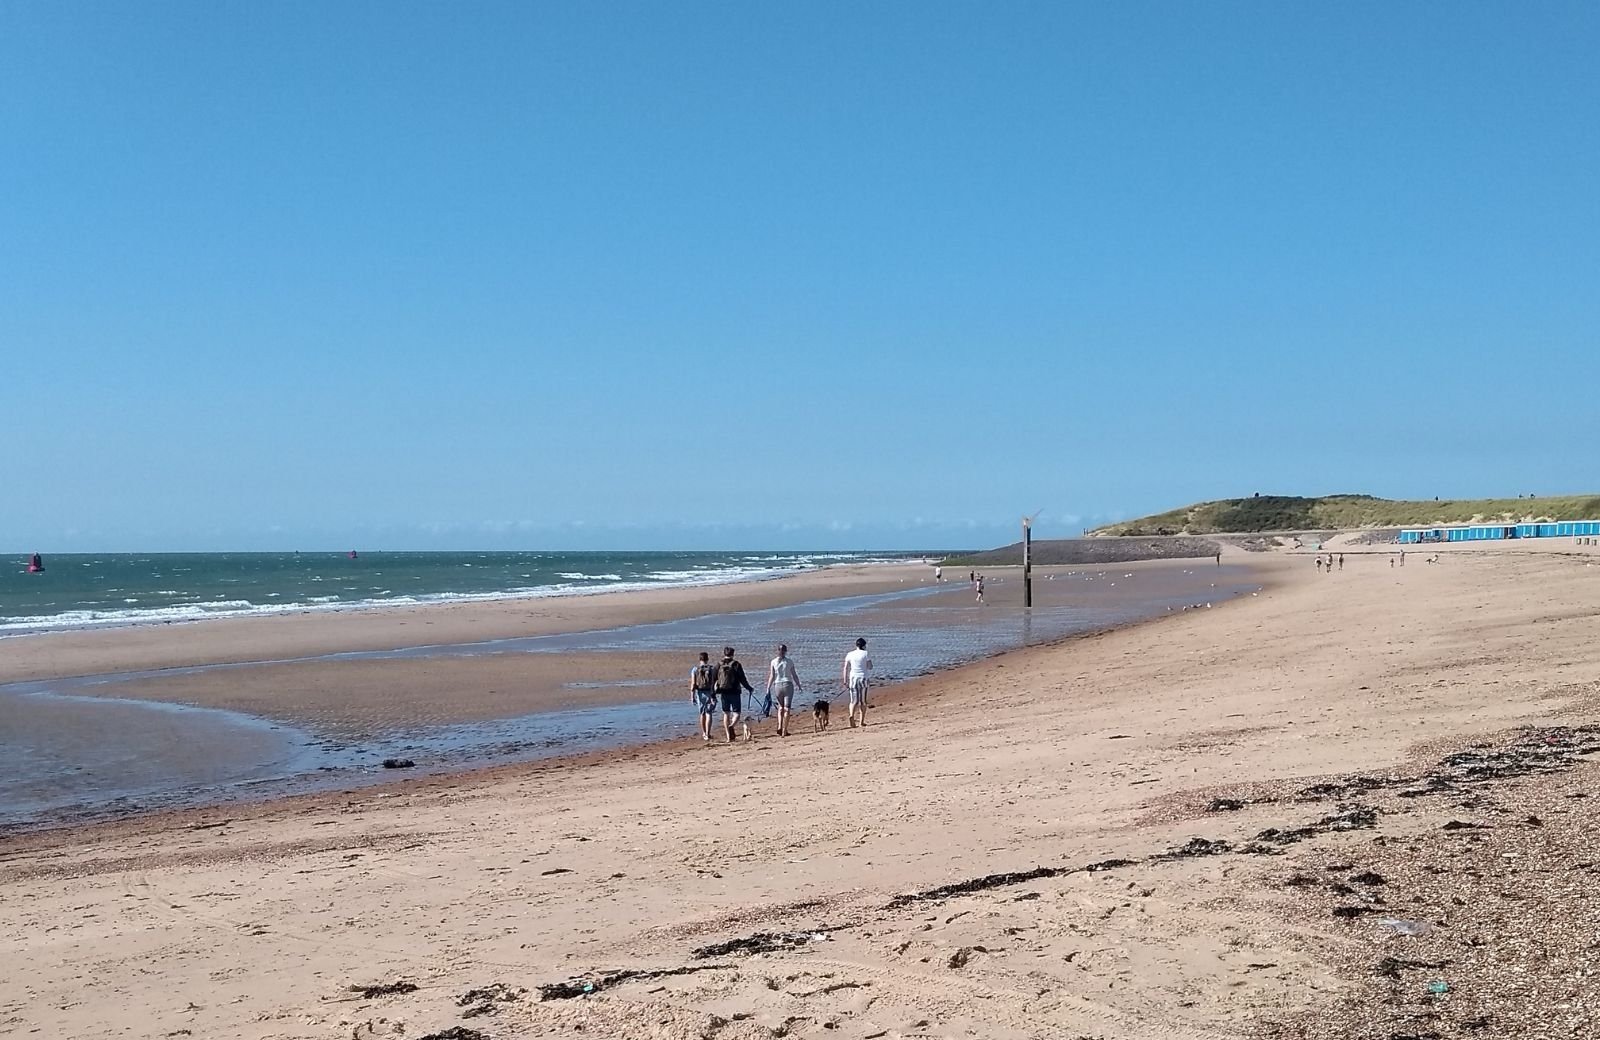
top-left (0, 560), bottom-right (941, 685)
top-left (1, 556), bottom-right (1274, 840)
top-left (1, 556), bottom-right (1265, 832)
top-left (0, 553), bottom-right (927, 638)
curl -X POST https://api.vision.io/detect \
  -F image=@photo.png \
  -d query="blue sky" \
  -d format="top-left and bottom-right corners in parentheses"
top-left (3, 3), bottom-right (1597, 551)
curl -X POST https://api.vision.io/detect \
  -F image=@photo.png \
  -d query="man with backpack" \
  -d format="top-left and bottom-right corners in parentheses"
top-left (713, 646), bottom-right (755, 743)
top-left (688, 651), bottom-right (718, 742)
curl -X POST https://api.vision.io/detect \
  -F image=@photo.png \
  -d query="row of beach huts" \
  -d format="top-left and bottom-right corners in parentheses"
top-left (1398, 520), bottom-right (1600, 544)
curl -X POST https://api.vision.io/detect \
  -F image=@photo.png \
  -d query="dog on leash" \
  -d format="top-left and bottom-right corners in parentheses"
top-left (812, 699), bottom-right (830, 732)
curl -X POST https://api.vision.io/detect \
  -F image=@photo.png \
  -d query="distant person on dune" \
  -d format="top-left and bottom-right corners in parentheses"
top-left (841, 637), bottom-right (873, 728)
top-left (688, 651), bottom-right (717, 742)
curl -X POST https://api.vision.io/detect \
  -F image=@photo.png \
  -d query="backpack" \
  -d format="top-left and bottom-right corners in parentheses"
top-left (714, 660), bottom-right (737, 692)
top-left (693, 663), bottom-right (715, 690)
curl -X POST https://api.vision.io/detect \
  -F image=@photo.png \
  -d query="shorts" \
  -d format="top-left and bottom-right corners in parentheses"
top-left (717, 690), bottom-right (742, 715)
top-left (694, 690), bottom-right (715, 715)
top-left (773, 681), bottom-right (795, 708)
top-left (847, 677), bottom-right (869, 707)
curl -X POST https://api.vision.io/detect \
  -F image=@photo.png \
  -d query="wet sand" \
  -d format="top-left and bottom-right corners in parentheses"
top-left (92, 650), bottom-right (696, 736)
top-left (3, 544), bottom-right (1597, 1039)
top-left (0, 689), bottom-right (302, 823)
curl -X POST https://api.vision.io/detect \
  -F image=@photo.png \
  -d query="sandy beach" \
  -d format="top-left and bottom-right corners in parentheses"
top-left (2, 544), bottom-right (1598, 1038)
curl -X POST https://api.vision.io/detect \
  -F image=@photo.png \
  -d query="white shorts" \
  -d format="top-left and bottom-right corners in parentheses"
top-left (847, 677), bottom-right (869, 707)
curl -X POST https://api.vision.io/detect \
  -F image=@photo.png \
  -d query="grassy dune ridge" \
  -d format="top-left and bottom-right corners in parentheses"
top-left (1091, 494), bottom-right (1600, 536)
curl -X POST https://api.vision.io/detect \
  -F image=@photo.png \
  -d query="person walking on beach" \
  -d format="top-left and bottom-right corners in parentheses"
top-left (714, 646), bottom-right (754, 743)
top-left (688, 651), bottom-right (718, 742)
top-left (1338, 553), bottom-right (1344, 571)
top-left (841, 637), bottom-right (872, 728)
top-left (766, 644), bottom-right (801, 737)
top-left (934, 565), bottom-right (943, 583)
top-left (975, 575), bottom-right (985, 604)
top-left (1316, 557), bottom-right (1323, 573)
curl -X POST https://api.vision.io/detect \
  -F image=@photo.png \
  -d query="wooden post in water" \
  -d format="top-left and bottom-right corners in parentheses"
top-left (1022, 516), bottom-right (1033, 608)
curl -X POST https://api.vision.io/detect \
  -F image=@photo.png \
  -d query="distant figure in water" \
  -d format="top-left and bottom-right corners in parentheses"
top-left (27, 552), bottom-right (44, 573)
top-left (975, 575), bottom-right (986, 603)
top-left (348, 550), bottom-right (359, 559)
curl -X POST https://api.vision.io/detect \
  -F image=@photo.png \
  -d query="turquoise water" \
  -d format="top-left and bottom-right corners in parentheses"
top-left (0, 550), bottom-right (921, 632)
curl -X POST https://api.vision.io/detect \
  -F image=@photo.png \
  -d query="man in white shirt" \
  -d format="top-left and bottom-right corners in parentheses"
top-left (840, 637), bottom-right (872, 728)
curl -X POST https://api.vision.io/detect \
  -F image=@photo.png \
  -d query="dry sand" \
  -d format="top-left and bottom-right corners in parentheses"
top-left (2, 545), bottom-right (1598, 1039)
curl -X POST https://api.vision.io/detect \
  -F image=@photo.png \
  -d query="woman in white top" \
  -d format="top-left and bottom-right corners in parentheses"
top-left (841, 637), bottom-right (872, 728)
top-left (766, 644), bottom-right (802, 737)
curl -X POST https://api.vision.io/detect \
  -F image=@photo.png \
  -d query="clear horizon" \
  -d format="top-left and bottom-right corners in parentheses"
top-left (5, 3), bottom-right (1597, 553)
top-left (10, 491), bottom-right (1598, 555)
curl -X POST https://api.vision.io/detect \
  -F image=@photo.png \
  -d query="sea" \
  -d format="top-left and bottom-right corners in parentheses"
top-left (0, 550), bottom-right (919, 633)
